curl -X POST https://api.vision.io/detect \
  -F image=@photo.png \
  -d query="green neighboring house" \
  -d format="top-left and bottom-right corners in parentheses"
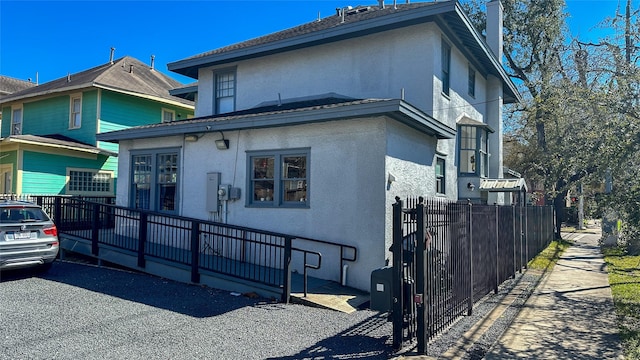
top-left (0, 56), bottom-right (194, 196)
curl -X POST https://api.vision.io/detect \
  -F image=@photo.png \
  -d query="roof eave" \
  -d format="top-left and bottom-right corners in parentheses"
top-left (97, 99), bottom-right (455, 143)
top-left (167, 2), bottom-right (458, 79)
top-left (2, 137), bottom-right (117, 157)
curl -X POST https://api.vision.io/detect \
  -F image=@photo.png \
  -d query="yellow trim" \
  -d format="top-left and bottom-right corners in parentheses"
top-left (0, 163), bottom-right (13, 194)
top-left (16, 149), bottom-right (23, 195)
top-left (95, 84), bottom-right (194, 110)
top-left (1, 141), bottom-right (98, 160)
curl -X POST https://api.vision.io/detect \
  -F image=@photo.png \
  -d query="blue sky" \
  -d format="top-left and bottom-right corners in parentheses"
top-left (0, 0), bottom-right (631, 85)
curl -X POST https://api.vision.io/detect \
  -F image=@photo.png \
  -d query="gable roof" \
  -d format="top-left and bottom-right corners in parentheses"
top-left (0, 75), bottom-right (36, 100)
top-left (0, 57), bottom-right (194, 108)
top-left (168, 1), bottom-right (520, 103)
top-left (96, 95), bottom-right (456, 143)
top-left (1, 134), bottom-right (117, 157)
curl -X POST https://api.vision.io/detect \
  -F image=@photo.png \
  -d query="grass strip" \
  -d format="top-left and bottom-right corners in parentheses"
top-left (527, 239), bottom-right (572, 271)
top-left (603, 247), bottom-right (640, 360)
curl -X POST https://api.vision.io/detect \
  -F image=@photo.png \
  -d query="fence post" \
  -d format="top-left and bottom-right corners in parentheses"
top-left (416, 200), bottom-right (427, 354)
top-left (54, 197), bottom-right (62, 231)
top-left (91, 203), bottom-right (100, 256)
top-left (190, 220), bottom-right (201, 283)
top-left (512, 204), bottom-right (517, 278)
top-left (138, 213), bottom-right (147, 268)
top-left (282, 236), bottom-right (293, 304)
top-left (392, 197), bottom-right (403, 351)
top-left (467, 200), bottom-right (473, 316)
top-left (494, 204), bottom-right (499, 294)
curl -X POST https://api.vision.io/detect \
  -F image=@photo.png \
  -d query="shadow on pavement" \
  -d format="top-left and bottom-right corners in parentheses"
top-left (265, 312), bottom-right (393, 360)
top-left (1, 260), bottom-right (270, 318)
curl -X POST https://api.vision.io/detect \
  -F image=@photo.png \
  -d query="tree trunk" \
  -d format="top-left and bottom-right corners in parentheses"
top-left (553, 191), bottom-right (566, 239)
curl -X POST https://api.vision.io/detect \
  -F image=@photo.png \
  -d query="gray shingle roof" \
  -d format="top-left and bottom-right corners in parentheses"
top-left (0, 75), bottom-right (36, 99)
top-left (97, 96), bottom-right (456, 142)
top-left (0, 57), bottom-right (194, 107)
top-left (182, 3), bottom-right (438, 62)
top-left (168, 1), bottom-right (520, 103)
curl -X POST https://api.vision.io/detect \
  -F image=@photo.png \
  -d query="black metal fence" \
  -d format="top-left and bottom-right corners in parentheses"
top-left (34, 196), bottom-right (355, 303)
top-left (391, 197), bottom-right (555, 353)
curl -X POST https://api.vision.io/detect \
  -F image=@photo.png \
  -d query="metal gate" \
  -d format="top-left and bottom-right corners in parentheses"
top-left (390, 197), bottom-right (555, 354)
top-left (391, 197), bottom-right (472, 353)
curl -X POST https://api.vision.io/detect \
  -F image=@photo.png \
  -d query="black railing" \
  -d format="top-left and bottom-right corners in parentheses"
top-left (391, 197), bottom-right (555, 353)
top-left (38, 196), bottom-right (355, 303)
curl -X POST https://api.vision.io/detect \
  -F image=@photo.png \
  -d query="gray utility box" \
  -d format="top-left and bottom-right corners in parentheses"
top-left (370, 266), bottom-right (393, 312)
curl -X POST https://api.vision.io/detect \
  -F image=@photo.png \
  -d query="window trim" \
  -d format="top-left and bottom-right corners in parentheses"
top-left (468, 65), bottom-right (476, 97)
top-left (162, 108), bottom-right (175, 123)
top-left (129, 147), bottom-right (181, 214)
top-left (435, 157), bottom-right (446, 195)
top-left (458, 125), bottom-right (490, 178)
top-left (69, 93), bottom-right (82, 129)
top-left (66, 168), bottom-right (114, 195)
top-left (11, 106), bottom-right (23, 135)
top-left (213, 67), bottom-right (236, 115)
top-left (246, 148), bottom-right (310, 208)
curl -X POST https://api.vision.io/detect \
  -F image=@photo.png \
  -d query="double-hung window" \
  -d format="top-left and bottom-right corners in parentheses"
top-left (248, 149), bottom-right (309, 208)
top-left (441, 39), bottom-right (451, 96)
top-left (459, 124), bottom-right (491, 177)
top-left (435, 157), bottom-right (446, 194)
top-left (11, 107), bottom-right (22, 135)
top-left (69, 94), bottom-right (82, 129)
top-left (468, 66), bottom-right (476, 97)
top-left (162, 109), bottom-right (175, 123)
top-left (214, 69), bottom-right (236, 114)
top-left (131, 149), bottom-right (180, 213)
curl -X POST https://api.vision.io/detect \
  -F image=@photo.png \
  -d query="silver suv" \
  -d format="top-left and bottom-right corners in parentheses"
top-left (0, 200), bottom-right (59, 272)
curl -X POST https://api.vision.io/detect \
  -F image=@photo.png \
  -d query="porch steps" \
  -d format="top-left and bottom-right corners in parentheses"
top-left (290, 275), bottom-right (370, 314)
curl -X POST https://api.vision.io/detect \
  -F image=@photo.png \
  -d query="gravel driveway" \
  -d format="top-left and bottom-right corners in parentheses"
top-left (0, 261), bottom-right (393, 360)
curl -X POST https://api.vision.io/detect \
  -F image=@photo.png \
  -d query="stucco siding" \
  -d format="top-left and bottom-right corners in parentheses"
top-left (117, 117), bottom-right (394, 290)
top-left (197, 23), bottom-right (441, 118)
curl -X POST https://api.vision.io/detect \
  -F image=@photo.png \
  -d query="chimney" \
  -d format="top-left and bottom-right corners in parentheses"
top-left (109, 47), bottom-right (115, 64)
top-left (378, 0), bottom-right (385, 8)
top-left (67, 73), bottom-right (71, 82)
top-left (150, 55), bottom-right (155, 70)
top-left (129, 64), bottom-right (134, 74)
top-left (486, 0), bottom-right (503, 62)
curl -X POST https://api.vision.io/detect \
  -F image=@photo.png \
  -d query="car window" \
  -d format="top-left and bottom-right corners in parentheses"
top-left (0, 207), bottom-right (49, 223)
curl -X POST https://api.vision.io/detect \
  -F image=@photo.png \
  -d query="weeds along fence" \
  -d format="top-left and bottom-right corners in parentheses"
top-left (391, 196), bottom-right (554, 353)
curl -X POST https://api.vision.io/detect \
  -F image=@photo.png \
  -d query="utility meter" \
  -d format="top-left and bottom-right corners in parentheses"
top-left (218, 184), bottom-right (230, 200)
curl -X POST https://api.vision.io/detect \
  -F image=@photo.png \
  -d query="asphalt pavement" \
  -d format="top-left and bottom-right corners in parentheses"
top-left (0, 261), bottom-right (393, 360)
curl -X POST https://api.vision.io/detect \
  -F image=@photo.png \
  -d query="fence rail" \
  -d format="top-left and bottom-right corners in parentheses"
top-left (26, 196), bottom-right (356, 303)
top-left (392, 197), bottom-right (555, 353)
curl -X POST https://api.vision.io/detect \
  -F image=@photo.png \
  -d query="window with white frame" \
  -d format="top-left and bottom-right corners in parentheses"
top-left (67, 169), bottom-right (113, 195)
top-left (458, 125), bottom-right (490, 177)
top-left (69, 94), bottom-right (82, 129)
top-left (215, 69), bottom-right (235, 114)
top-left (441, 39), bottom-right (451, 96)
top-left (130, 149), bottom-right (180, 213)
top-left (162, 108), bottom-right (175, 123)
top-left (248, 149), bottom-right (309, 208)
top-left (11, 107), bottom-right (22, 135)
top-left (435, 157), bottom-right (446, 194)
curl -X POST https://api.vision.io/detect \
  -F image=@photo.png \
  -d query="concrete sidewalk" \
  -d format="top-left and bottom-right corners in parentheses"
top-left (484, 229), bottom-right (624, 359)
